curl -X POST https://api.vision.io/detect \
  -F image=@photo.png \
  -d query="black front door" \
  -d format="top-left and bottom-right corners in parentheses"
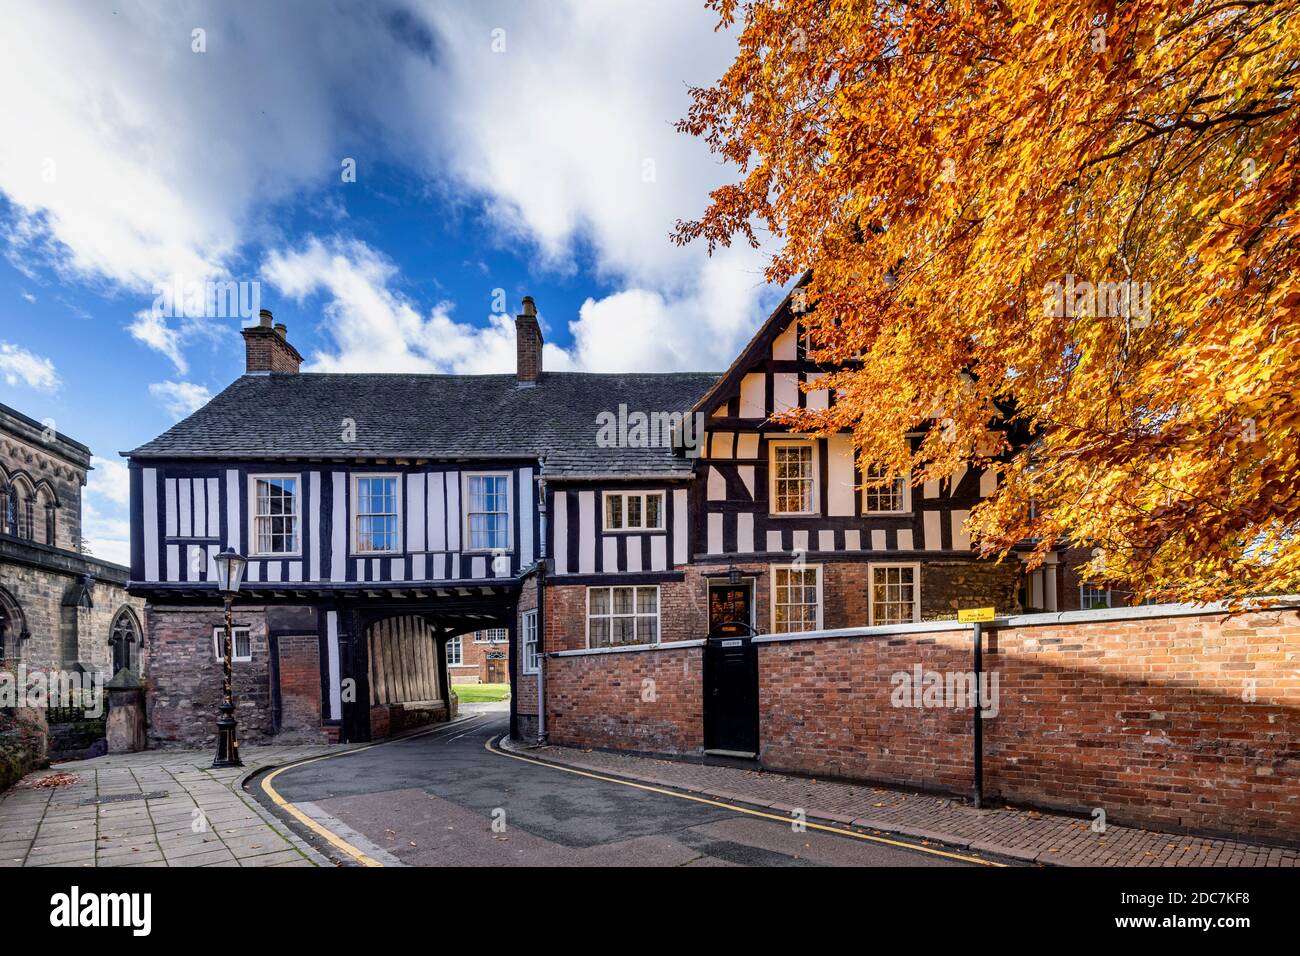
top-left (708, 582), bottom-right (753, 635)
top-left (703, 624), bottom-right (759, 757)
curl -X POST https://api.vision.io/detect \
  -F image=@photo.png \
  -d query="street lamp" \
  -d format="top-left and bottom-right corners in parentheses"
top-left (212, 547), bottom-right (247, 768)
top-left (727, 561), bottom-right (742, 586)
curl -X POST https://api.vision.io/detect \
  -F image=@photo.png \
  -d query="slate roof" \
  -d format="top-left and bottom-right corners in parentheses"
top-left (125, 372), bottom-right (721, 478)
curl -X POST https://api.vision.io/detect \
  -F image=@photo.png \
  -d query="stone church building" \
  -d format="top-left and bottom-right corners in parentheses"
top-left (0, 402), bottom-right (145, 682)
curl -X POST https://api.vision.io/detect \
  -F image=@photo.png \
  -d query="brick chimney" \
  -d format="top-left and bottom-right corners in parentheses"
top-left (515, 296), bottom-right (543, 386)
top-left (242, 308), bottom-right (303, 374)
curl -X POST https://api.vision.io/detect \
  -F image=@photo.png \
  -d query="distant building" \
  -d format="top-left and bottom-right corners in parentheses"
top-left (446, 628), bottom-right (508, 685)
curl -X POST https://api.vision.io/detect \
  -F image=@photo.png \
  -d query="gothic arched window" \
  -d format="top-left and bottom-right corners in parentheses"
top-left (110, 608), bottom-right (142, 675)
top-left (0, 587), bottom-right (26, 663)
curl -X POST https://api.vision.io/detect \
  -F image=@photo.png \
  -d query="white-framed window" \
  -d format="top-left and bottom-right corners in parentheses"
top-left (212, 626), bottom-right (252, 663)
top-left (1080, 585), bottom-right (1111, 610)
top-left (771, 564), bottom-right (822, 633)
top-left (473, 628), bottom-right (508, 644)
top-left (464, 472), bottom-right (512, 551)
top-left (587, 585), bottom-right (659, 648)
top-left (769, 440), bottom-right (818, 515)
top-left (352, 474), bottom-right (401, 554)
top-left (862, 465), bottom-right (911, 514)
top-left (522, 610), bottom-right (539, 674)
top-left (446, 635), bottom-right (463, 666)
top-left (603, 491), bottom-right (665, 531)
top-left (249, 475), bottom-right (301, 556)
top-left (869, 562), bottom-right (921, 625)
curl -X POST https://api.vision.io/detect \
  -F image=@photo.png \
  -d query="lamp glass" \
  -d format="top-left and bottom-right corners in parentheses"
top-left (213, 548), bottom-right (247, 595)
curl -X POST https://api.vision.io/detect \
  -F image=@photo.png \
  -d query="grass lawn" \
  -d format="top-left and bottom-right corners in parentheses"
top-left (453, 683), bottom-right (511, 703)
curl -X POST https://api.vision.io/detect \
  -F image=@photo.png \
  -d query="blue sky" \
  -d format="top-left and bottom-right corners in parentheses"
top-left (0, 1), bottom-right (786, 564)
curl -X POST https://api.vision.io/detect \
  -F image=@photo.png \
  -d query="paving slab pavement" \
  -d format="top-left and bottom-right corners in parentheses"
top-left (0, 742), bottom-right (346, 867)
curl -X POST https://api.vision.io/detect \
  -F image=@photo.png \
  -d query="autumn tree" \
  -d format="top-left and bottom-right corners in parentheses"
top-left (675, 0), bottom-right (1300, 604)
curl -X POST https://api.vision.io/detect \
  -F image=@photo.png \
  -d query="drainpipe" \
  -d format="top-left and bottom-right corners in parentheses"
top-left (535, 474), bottom-right (548, 743)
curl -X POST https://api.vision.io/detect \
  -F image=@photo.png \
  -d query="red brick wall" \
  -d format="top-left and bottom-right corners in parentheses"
top-left (515, 576), bottom-right (539, 721)
top-left (760, 629), bottom-right (974, 791)
top-left (277, 634), bottom-right (322, 739)
top-left (759, 608), bottom-right (1300, 842)
top-left (546, 643), bottom-right (703, 754)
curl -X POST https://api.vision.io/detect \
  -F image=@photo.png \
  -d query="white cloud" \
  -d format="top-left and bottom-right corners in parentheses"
top-left (0, 0), bottom-right (447, 368)
top-left (20, 290), bottom-right (35, 303)
top-left (0, 341), bottom-right (60, 391)
top-left (149, 380), bottom-right (212, 419)
top-left (1, 1), bottom-right (783, 377)
top-left (264, 236), bottom-right (551, 374)
top-left (82, 497), bottom-right (131, 566)
top-left (87, 455), bottom-right (131, 507)
top-left (82, 455), bottom-right (132, 566)
top-left (128, 310), bottom-right (188, 374)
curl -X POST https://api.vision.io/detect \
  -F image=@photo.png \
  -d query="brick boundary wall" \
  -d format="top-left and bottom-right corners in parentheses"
top-left (758, 606), bottom-right (1300, 843)
top-left (540, 602), bottom-right (1300, 843)
top-left (546, 642), bottom-right (704, 754)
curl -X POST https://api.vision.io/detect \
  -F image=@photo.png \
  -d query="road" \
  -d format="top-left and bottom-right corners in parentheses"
top-left (257, 709), bottom-right (988, 867)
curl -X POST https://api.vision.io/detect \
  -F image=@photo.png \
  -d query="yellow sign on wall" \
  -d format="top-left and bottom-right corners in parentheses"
top-left (957, 607), bottom-right (996, 623)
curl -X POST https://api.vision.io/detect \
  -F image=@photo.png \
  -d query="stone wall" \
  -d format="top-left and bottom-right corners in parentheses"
top-left (0, 404), bottom-right (89, 552)
top-left (143, 605), bottom-right (276, 748)
top-left (1, 540), bottom-right (144, 676)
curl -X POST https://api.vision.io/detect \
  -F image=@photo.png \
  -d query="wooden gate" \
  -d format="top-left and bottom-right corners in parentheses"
top-left (367, 616), bottom-right (442, 705)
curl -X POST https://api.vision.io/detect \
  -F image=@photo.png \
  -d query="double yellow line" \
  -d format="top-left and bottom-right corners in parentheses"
top-left (260, 715), bottom-right (1002, 868)
top-left (484, 737), bottom-right (1003, 867)
top-left (260, 716), bottom-right (484, 867)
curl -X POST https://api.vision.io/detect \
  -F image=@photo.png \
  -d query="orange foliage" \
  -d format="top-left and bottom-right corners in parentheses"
top-left (675, 0), bottom-right (1300, 604)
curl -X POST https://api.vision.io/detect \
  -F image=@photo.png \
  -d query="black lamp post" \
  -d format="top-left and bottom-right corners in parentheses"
top-left (212, 547), bottom-right (247, 768)
top-left (727, 561), bottom-right (742, 586)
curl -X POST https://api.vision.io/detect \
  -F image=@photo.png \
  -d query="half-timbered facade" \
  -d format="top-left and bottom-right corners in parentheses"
top-left (128, 290), bottom-right (1082, 748)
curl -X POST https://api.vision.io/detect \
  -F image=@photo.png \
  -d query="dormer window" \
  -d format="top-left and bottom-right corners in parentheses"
top-left (603, 491), bottom-right (665, 531)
